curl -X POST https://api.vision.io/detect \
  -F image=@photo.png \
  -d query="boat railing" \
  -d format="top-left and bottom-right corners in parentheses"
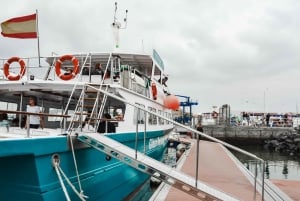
top-left (0, 56), bottom-right (52, 81)
top-left (61, 53), bottom-right (114, 133)
top-left (0, 109), bottom-right (70, 137)
top-left (84, 84), bottom-right (292, 201)
top-left (1, 54), bottom-right (152, 101)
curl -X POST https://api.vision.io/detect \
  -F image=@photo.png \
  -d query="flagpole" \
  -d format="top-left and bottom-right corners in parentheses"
top-left (36, 9), bottom-right (41, 67)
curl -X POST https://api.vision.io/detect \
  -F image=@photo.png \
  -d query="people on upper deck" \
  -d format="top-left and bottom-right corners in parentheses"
top-left (93, 63), bottom-right (104, 76)
top-left (97, 113), bottom-right (116, 133)
top-left (25, 96), bottom-right (44, 129)
top-left (82, 63), bottom-right (104, 76)
top-left (113, 108), bottom-right (123, 120)
top-left (161, 77), bottom-right (170, 94)
top-left (102, 69), bottom-right (112, 84)
top-left (162, 77), bottom-right (168, 87)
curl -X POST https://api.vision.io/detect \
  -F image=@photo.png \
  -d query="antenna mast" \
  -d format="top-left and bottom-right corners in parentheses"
top-left (112, 2), bottom-right (128, 49)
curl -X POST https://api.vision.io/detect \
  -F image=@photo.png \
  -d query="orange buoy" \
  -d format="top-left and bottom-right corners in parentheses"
top-left (164, 95), bottom-right (180, 110)
top-left (3, 57), bottom-right (26, 81)
top-left (151, 82), bottom-right (157, 100)
top-left (55, 55), bottom-right (80, 80)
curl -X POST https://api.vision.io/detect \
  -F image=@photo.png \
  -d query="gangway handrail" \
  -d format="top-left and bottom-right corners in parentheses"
top-left (78, 133), bottom-right (239, 201)
top-left (84, 85), bottom-right (293, 201)
top-left (87, 84), bottom-right (264, 160)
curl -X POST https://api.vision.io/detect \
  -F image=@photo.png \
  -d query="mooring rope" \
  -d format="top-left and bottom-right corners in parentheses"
top-left (68, 134), bottom-right (84, 193)
top-left (54, 161), bottom-right (71, 201)
top-left (53, 160), bottom-right (88, 201)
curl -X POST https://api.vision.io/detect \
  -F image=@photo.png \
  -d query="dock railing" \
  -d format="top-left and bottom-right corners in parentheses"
top-left (87, 85), bottom-right (277, 201)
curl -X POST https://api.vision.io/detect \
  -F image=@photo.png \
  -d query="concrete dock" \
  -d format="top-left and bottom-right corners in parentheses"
top-left (270, 179), bottom-right (300, 201)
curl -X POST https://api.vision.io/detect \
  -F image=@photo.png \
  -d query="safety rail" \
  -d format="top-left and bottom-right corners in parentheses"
top-left (79, 85), bottom-right (294, 200)
top-left (61, 53), bottom-right (114, 133)
top-left (0, 109), bottom-right (70, 137)
top-left (78, 133), bottom-right (239, 201)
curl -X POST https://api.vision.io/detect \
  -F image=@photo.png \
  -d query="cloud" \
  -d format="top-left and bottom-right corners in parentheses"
top-left (1, 0), bottom-right (300, 114)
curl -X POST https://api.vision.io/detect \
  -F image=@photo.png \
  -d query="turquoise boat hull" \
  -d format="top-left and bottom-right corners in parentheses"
top-left (0, 130), bottom-right (169, 201)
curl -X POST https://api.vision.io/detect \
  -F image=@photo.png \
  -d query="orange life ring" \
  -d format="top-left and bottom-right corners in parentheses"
top-left (3, 57), bottom-right (26, 81)
top-left (55, 55), bottom-right (80, 80)
top-left (151, 82), bottom-right (157, 100)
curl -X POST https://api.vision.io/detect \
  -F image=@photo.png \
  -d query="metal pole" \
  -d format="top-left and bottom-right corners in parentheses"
top-left (254, 160), bottom-right (257, 200)
top-left (36, 9), bottom-right (41, 67)
top-left (261, 161), bottom-right (265, 201)
top-left (195, 133), bottom-right (200, 187)
top-left (19, 93), bottom-right (24, 128)
top-left (135, 108), bottom-right (140, 159)
top-left (144, 111), bottom-right (147, 154)
top-left (26, 114), bottom-right (30, 137)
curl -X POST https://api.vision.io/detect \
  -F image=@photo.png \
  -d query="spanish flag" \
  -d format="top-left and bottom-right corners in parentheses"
top-left (1, 13), bottom-right (37, 39)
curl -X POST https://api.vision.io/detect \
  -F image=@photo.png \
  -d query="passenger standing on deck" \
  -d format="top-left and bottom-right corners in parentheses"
top-left (266, 113), bottom-right (270, 127)
top-left (195, 121), bottom-right (203, 139)
top-left (26, 96), bottom-right (44, 129)
top-left (283, 113), bottom-right (288, 127)
top-left (92, 63), bottom-right (104, 76)
top-left (97, 113), bottom-right (116, 133)
top-left (162, 77), bottom-right (170, 94)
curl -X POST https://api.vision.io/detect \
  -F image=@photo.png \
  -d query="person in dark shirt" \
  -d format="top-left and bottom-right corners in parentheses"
top-left (97, 113), bottom-right (116, 133)
top-left (195, 122), bottom-right (203, 139)
top-left (92, 63), bottom-right (104, 76)
top-left (266, 113), bottom-right (270, 127)
top-left (82, 63), bottom-right (104, 76)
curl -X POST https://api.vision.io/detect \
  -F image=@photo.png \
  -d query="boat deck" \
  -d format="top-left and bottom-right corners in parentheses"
top-left (150, 138), bottom-right (297, 201)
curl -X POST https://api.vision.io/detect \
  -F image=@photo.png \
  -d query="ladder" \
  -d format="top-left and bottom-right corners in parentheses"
top-left (78, 133), bottom-right (239, 201)
top-left (67, 84), bottom-right (107, 132)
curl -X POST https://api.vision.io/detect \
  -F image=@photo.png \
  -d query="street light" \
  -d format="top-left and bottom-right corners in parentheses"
top-left (264, 88), bottom-right (268, 115)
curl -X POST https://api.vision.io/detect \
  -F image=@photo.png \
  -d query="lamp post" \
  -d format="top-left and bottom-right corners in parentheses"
top-left (264, 88), bottom-right (268, 115)
top-left (263, 91), bottom-right (266, 127)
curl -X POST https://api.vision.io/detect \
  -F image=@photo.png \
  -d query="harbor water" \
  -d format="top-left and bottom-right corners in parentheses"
top-left (231, 145), bottom-right (300, 180)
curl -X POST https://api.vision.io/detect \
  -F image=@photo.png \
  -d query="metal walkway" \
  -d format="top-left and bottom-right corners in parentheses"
top-left (78, 133), bottom-right (239, 201)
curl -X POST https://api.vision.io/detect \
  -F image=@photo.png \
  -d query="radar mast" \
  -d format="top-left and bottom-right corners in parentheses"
top-left (111, 2), bottom-right (128, 49)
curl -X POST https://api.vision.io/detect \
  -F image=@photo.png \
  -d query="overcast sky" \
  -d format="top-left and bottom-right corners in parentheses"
top-left (1, 0), bottom-right (300, 115)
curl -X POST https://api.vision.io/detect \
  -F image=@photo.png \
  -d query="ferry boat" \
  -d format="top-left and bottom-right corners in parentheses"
top-left (0, 9), bottom-right (179, 201)
top-left (0, 52), bottom-right (179, 201)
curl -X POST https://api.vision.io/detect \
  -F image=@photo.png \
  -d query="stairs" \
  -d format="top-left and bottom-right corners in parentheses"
top-left (69, 84), bottom-right (107, 131)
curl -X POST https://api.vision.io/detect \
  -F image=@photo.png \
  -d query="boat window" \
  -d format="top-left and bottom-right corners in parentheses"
top-left (165, 111), bottom-right (171, 124)
top-left (48, 108), bottom-right (75, 122)
top-left (133, 103), bottom-right (145, 124)
top-left (131, 74), bottom-right (148, 96)
top-left (0, 101), bottom-right (17, 120)
top-left (48, 108), bottom-right (63, 121)
top-left (148, 107), bottom-right (157, 125)
top-left (158, 110), bottom-right (164, 125)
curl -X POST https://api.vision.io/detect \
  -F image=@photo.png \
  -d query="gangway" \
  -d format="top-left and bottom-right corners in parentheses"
top-left (78, 133), bottom-right (239, 201)
top-left (74, 85), bottom-right (290, 201)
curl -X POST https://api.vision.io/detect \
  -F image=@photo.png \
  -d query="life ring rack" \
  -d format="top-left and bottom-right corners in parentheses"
top-left (3, 57), bottom-right (26, 81)
top-left (55, 55), bottom-right (80, 80)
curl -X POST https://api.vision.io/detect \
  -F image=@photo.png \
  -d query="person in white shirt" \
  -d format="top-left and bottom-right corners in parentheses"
top-left (26, 96), bottom-right (44, 129)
